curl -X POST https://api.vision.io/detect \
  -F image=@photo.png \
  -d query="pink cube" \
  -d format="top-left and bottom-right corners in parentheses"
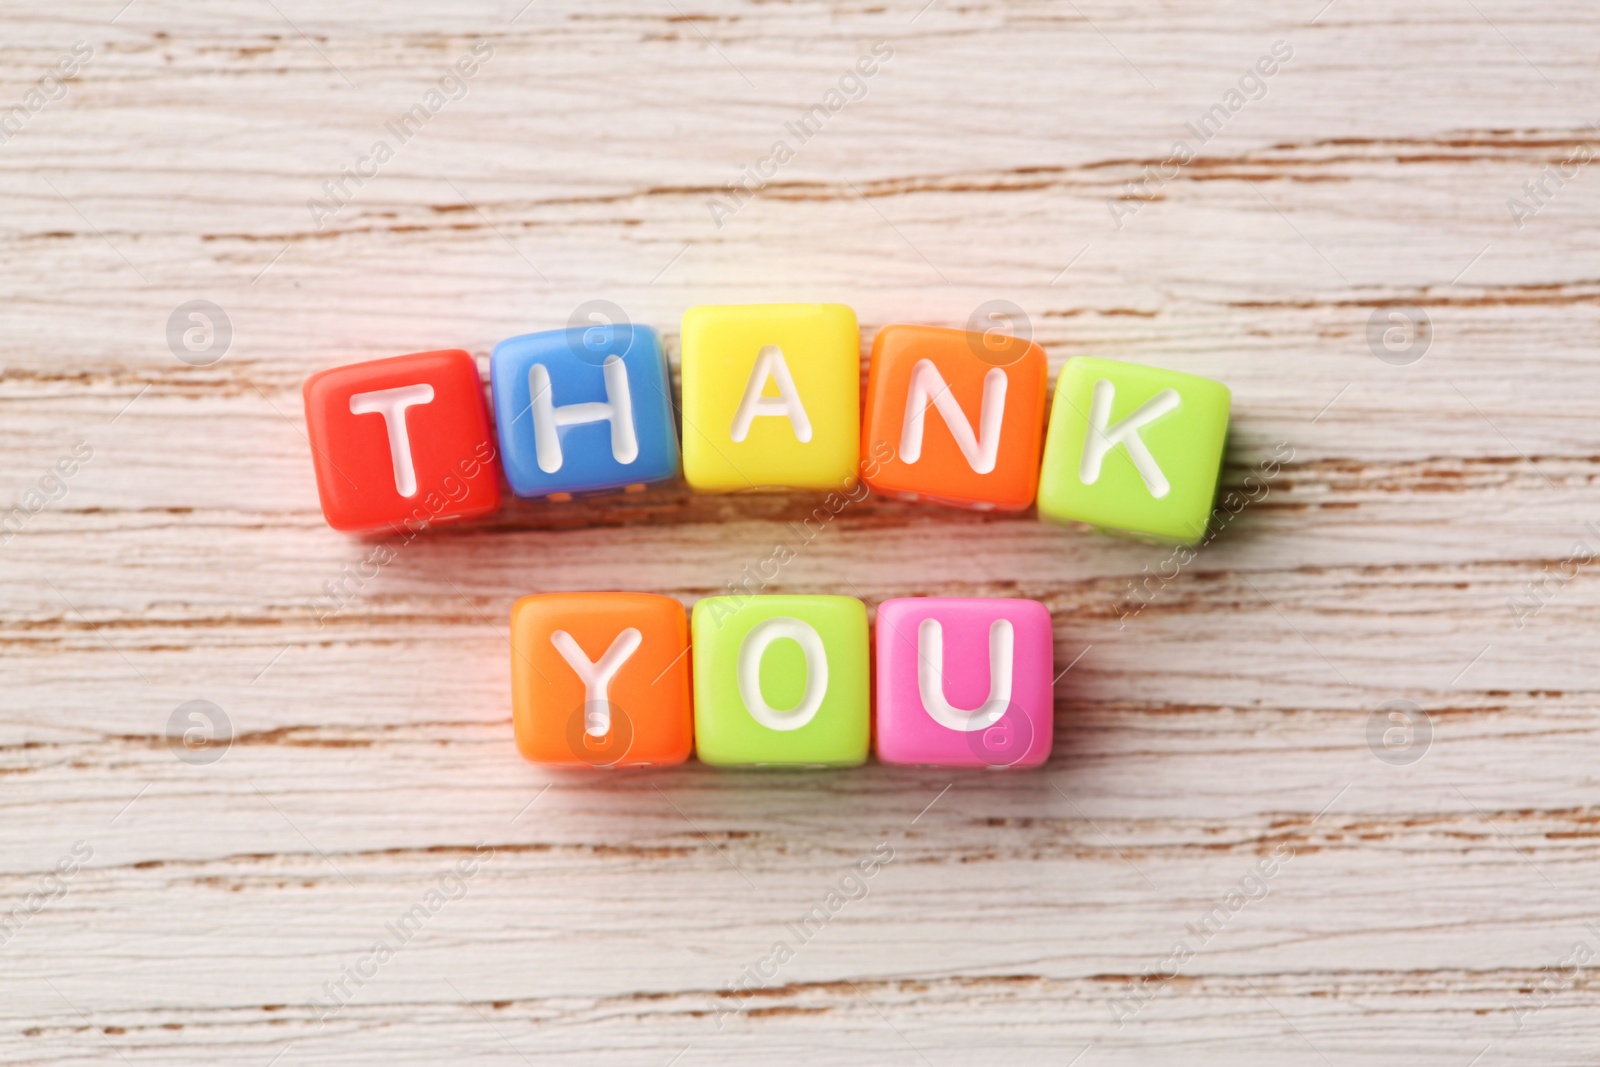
top-left (875, 597), bottom-right (1055, 768)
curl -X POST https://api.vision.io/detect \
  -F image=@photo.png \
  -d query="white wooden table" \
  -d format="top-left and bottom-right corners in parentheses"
top-left (3, 1), bottom-right (1597, 1063)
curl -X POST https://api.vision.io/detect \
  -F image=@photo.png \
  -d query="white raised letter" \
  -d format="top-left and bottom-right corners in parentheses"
top-left (730, 345), bottom-right (811, 443)
top-left (737, 617), bottom-right (827, 731)
top-left (551, 627), bottom-right (642, 737)
top-left (349, 384), bottom-right (435, 497)
top-left (899, 360), bottom-right (1008, 473)
top-left (1079, 379), bottom-right (1180, 499)
top-left (916, 618), bottom-right (1013, 731)
top-left (529, 356), bottom-right (638, 473)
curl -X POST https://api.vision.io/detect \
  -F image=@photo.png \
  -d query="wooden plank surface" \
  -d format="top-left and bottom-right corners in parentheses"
top-left (3, 1), bottom-right (1599, 1063)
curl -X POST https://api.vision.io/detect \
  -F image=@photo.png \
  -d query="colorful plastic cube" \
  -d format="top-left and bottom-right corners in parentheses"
top-left (691, 594), bottom-right (869, 766)
top-left (680, 303), bottom-right (860, 491)
top-left (490, 325), bottom-right (679, 500)
top-left (861, 324), bottom-right (1047, 510)
top-left (303, 349), bottom-right (501, 534)
top-left (875, 597), bottom-right (1054, 768)
top-left (1036, 357), bottom-right (1230, 545)
top-left (510, 592), bottom-right (693, 767)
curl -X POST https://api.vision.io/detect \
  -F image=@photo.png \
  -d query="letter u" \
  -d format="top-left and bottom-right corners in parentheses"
top-left (916, 617), bottom-right (1012, 731)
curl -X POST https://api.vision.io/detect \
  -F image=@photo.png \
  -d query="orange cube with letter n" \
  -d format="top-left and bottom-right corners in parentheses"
top-left (861, 324), bottom-right (1047, 510)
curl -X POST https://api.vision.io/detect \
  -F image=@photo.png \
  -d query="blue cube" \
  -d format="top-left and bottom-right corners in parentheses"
top-left (490, 324), bottom-right (680, 499)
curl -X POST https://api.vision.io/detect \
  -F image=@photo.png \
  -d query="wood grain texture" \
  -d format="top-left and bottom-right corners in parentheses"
top-left (3, 0), bottom-right (1599, 1063)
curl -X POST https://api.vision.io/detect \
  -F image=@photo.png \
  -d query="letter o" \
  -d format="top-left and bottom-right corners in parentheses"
top-left (737, 617), bottom-right (828, 731)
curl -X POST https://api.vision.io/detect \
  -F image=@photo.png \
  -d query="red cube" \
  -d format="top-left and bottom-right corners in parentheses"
top-left (302, 349), bottom-right (502, 534)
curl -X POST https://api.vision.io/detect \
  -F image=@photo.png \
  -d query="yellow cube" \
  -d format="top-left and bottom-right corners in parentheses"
top-left (680, 303), bottom-right (861, 491)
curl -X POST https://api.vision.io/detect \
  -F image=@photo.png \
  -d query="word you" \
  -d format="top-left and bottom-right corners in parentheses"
top-left (1109, 40), bottom-right (1294, 229)
top-left (511, 593), bottom-right (1054, 770)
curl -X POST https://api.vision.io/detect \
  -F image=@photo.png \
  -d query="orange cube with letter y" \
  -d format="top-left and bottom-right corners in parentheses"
top-left (861, 325), bottom-right (1047, 509)
top-left (510, 592), bottom-right (693, 767)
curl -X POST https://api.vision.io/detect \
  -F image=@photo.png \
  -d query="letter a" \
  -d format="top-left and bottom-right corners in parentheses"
top-left (1079, 379), bottom-right (1180, 498)
top-left (899, 360), bottom-right (1008, 474)
top-left (529, 356), bottom-right (638, 473)
top-left (349, 384), bottom-right (435, 496)
top-left (916, 618), bottom-right (1012, 731)
top-left (551, 628), bottom-right (641, 736)
top-left (730, 345), bottom-right (811, 443)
